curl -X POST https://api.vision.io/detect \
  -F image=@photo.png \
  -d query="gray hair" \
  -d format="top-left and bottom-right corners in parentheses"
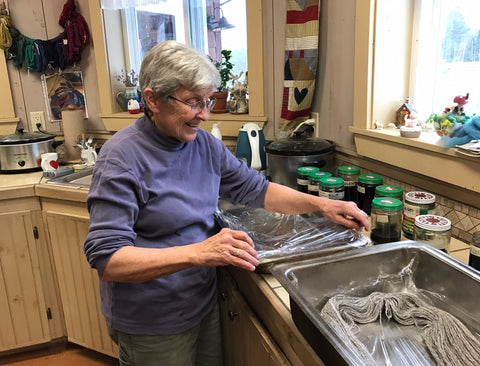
top-left (139, 41), bottom-right (221, 103)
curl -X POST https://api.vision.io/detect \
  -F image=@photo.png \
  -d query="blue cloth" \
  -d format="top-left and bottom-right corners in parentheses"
top-left (441, 115), bottom-right (480, 148)
top-left (84, 115), bottom-right (269, 336)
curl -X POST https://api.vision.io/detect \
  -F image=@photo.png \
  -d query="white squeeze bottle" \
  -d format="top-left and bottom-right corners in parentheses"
top-left (211, 123), bottom-right (222, 140)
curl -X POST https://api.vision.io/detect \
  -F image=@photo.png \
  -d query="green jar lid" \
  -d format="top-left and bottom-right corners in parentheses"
top-left (358, 174), bottom-right (383, 184)
top-left (309, 171), bottom-right (332, 181)
top-left (319, 177), bottom-right (344, 187)
top-left (298, 166), bottom-right (320, 175)
top-left (338, 165), bottom-right (360, 175)
top-left (375, 185), bottom-right (403, 197)
top-left (372, 197), bottom-right (403, 210)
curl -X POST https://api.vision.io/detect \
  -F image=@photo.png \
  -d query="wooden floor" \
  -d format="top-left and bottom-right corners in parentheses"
top-left (0, 344), bottom-right (117, 366)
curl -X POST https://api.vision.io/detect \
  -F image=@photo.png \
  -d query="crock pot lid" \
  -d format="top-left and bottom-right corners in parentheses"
top-left (265, 138), bottom-right (335, 155)
top-left (0, 129), bottom-right (55, 144)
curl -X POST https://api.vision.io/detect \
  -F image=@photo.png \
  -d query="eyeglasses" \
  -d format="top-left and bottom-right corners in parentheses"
top-left (169, 95), bottom-right (217, 113)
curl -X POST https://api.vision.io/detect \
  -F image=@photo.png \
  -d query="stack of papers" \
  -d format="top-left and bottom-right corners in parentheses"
top-left (455, 140), bottom-right (480, 157)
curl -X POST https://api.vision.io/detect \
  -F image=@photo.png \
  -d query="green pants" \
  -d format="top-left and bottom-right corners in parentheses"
top-left (108, 302), bottom-right (223, 366)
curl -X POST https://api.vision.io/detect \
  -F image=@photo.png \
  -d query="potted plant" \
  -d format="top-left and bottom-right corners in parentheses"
top-left (115, 69), bottom-right (140, 111)
top-left (210, 50), bottom-right (233, 113)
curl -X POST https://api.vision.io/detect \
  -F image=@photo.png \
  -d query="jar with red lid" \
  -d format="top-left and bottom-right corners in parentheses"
top-left (402, 191), bottom-right (436, 238)
top-left (413, 214), bottom-right (451, 252)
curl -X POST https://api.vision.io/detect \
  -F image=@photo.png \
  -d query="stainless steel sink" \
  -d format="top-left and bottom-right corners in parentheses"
top-left (271, 241), bottom-right (480, 365)
top-left (45, 167), bottom-right (94, 188)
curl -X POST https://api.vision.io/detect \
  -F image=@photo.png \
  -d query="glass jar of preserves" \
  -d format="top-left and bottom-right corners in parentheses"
top-left (357, 174), bottom-right (383, 215)
top-left (370, 197), bottom-right (403, 244)
top-left (374, 185), bottom-right (403, 200)
top-left (319, 177), bottom-right (345, 200)
top-left (413, 214), bottom-right (451, 252)
top-left (468, 231), bottom-right (480, 271)
top-left (297, 166), bottom-right (319, 193)
top-left (337, 165), bottom-right (360, 202)
top-left (307, 171), bottom-right (332, 195)
top-left (402, 191), bottom-right (436, 239)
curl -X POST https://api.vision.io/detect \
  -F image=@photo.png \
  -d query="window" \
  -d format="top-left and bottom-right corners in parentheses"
top-left (413, 0), bottom-right (480, 118)
top-left (121, 0), bottom-right (247, 85)
top-left (351, 0), bottom-right (480, 194)
top-left (90, 0), bottom-right (264, 133)
top-left (363, 0), bottom-right (480, 126)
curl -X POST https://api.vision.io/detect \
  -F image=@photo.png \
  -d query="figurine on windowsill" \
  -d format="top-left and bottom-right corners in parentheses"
top-left (228, 71), bottom-right (248, 114)
top-left (425, 93), bottom-right (472, 137)
top-left (395, 97), bottom-right (416, 127)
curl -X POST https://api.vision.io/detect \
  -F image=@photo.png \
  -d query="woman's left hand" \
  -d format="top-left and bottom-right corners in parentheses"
top-left (193, 228), bottom-right (260, 271)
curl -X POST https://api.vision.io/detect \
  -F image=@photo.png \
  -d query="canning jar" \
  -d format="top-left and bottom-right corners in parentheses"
top-left (357, 174), bottom-right (383, 215)
top-left (307, 171), bottom-right (332, 195)
top-left (413, 214), bottom-right (451, 252)
top-left (370, 197), bottom-right (403, 244)
top-left (375, 185), bottom-right (403, 200)
top-left (337, 165), bottom-right (360, 202)
top-left (402, 191), bottom-right (436, 238)
top-left (297, 166), bottom-right (319, 193)
top-left (468, 231), bottom-right (480, 271)
top-left (319, 177), bottom-right (345, 200)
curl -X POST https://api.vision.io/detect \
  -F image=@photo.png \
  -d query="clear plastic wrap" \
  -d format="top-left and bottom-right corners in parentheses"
top-left (214, 205), bottom-right (369, 272)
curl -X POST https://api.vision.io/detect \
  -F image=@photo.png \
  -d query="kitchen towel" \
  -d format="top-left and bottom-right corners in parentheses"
top-left (279, 0), bottom-right (320, 133)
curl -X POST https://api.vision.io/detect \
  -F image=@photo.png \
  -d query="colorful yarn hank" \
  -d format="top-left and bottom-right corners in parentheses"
top-left (0, 0), bottom-right (89, 72)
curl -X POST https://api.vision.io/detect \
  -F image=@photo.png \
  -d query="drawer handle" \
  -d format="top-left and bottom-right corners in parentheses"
top-left (228, 311), bottom-right (238, 321)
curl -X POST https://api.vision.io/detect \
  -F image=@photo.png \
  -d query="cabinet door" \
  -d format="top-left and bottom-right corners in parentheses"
top-left (0, 210), bottom-right (50, 351)
top-left (45, 212), bottom-right (118, 358)
top-left (219, 270), bottom-right (291, 366)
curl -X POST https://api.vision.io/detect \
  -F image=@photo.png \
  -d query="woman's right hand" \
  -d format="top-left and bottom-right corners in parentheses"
top-left (193, 228), bottom-right (259, 271)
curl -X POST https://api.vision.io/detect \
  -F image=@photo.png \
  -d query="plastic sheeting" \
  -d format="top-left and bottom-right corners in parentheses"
top-left (214, 206), bottom-right (369, 272)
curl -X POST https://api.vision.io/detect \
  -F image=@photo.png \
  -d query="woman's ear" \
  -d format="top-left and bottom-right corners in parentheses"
top-left (143, 88), bottom-right (163, 114)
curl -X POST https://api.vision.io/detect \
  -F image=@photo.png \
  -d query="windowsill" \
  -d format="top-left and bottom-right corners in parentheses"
top-left (349, 126), bottom-right (480, 194)
top-left (99, 112), bottom-right (267, 137)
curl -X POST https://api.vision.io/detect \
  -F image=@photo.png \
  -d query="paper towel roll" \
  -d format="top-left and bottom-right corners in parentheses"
top-left (62, 109), bottom-right (85, 162)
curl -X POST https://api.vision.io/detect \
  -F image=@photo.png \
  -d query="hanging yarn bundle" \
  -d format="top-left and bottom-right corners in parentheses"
top-left (0, 0), bottom-right (89, 72)
top-left (58, 0), bottom-right (89, 66)
top-left (321, 292), bottom-right (480, 366)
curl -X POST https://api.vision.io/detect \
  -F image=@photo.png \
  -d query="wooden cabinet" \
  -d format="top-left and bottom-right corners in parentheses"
top-left (0, 193), bottom-right (53, 352)
top-left (40, 192), bottom-right (118, 358)
top-left (218, 268), bottom-right (291, 366)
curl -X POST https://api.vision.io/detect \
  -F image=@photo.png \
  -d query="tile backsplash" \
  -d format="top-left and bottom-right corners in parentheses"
top-left (335, 161), bottom-right (480, 244)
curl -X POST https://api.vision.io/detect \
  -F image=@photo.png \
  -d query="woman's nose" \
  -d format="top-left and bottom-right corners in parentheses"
top-left (196, 106), bottom-right (211, 120)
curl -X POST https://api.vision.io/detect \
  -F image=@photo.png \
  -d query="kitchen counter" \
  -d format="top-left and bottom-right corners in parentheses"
top-left (0, 170), bottom-right (474, 364)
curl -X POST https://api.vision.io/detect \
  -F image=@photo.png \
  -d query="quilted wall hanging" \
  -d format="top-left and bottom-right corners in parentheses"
top-left (280, 0), bottom-right (320, 132)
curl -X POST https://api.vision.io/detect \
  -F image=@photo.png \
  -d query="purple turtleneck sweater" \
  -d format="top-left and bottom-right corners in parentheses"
top-left (84, 115), bottom-right (269, 335)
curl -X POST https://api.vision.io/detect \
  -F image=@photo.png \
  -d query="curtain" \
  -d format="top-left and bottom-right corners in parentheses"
top-left (279, 0), bottom-right (321, 133)
top-left (100, 0), bottom-right (166, 10)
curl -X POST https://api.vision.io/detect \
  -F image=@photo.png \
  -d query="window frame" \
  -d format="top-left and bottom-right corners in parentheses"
top-left (87, 0), bottom-right (266, 137)
top-left (0, 52), bottom-right (20, 134)
top-left (351, 0), bottom-right (480, 194)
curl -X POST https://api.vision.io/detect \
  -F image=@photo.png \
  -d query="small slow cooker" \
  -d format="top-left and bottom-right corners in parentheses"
top-left (265, 131), bottom-right (335, 189)
top-left (0, 128), bottom-right (55, 173)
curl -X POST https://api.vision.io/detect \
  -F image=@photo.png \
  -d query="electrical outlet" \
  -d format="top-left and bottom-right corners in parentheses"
top-left (30, 111), bottom-right (46, 132)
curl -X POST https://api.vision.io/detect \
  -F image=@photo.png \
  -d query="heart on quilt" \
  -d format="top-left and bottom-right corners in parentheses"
top-left (294, 87), bottom-right (308, 105)
top-left (295, 0), bottom-right (308, 10)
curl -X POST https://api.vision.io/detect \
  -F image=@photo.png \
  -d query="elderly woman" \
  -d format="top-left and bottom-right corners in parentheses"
top-left (84, 40), bottom-right (369, 366)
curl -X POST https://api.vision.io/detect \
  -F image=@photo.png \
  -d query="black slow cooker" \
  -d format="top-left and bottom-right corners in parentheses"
top-left (265, 129), bottom-right (335, 189)
top-left (0, 128), bottom-right (55, 173)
